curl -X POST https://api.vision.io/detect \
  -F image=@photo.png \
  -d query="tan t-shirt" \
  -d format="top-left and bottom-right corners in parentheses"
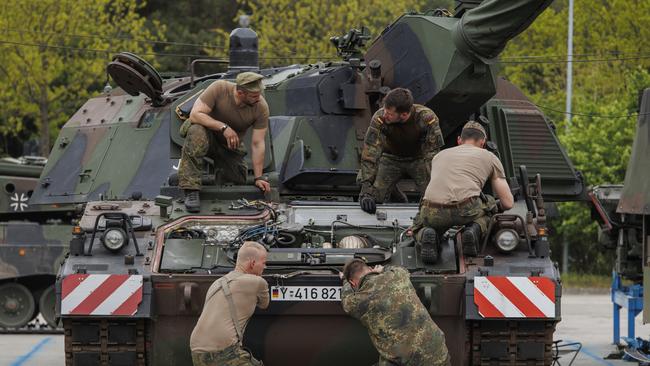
top-left (190, 271), bottom-right (270, 353)
top-left (198, 80), bottom-right (269, 138)
top-left (423, 144), bottom-right (506, 203)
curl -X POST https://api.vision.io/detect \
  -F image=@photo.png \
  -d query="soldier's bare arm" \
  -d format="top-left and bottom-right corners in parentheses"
top-left (189, 97), bottom-right (227, 132)
top-left (189, 97), bottom-right (240, 149)
top-left (491, 176), bottom-right (514, 210)
top-left (251, 127), bottom-right (270, 192)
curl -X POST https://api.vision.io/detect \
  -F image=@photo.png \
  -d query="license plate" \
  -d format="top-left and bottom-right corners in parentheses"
top-left (271, 286), bottom-right (341, 301)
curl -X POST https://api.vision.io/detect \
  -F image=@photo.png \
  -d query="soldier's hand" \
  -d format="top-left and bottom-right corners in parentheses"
top-left (255, 179), bottom-right (271, 193)
top-left (360, 195), bottom-right (376, 214)
top-left (223, 127), bottom-right (240, 150)
top-left (371, 265), bottom-right (384, 273)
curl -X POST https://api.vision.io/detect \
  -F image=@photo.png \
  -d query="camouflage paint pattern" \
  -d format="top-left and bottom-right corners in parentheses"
top-left (30, 82), bottom-right (182, 205)
top-left (342, 266), bottom-right (450, 366)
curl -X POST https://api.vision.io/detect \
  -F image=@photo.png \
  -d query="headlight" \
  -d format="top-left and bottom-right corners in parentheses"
top-left (495, 229), bottom-right (519, 252)
top-left (101, 228), bottom-right (127, 252)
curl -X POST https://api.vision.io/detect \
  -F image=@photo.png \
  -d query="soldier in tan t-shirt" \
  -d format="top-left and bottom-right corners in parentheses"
top-left (414, 121), bottom-right (514, 263)
top-left (190, 241), bottom-right (269, 366)
top-left (178, 72), bottom-right (271, 213)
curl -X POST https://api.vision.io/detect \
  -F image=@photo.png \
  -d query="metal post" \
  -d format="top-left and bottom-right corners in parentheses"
top-left (565, 0), bottom-right (574, 130)
top-left (562, 0), bottom-right (574, 275)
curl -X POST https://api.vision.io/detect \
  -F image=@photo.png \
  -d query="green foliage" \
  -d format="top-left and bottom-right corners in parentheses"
top-left (561, 272), bottom-right (611, 289)
top-left (501, 0), bottom-right (650, 274)
top-left (0, 0), bottom-right (161, 156)
top-left (138, 0), bottom-right (239, 73)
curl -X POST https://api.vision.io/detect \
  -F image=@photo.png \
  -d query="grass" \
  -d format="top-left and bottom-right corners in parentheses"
top-left (561, 273), bottom-right (613, 289)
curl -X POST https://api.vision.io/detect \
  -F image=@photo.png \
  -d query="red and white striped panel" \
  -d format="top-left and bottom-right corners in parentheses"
top-left (474, 276), bottom-right (556, 318)
top-left (61, 274), bottom-right (143, 316)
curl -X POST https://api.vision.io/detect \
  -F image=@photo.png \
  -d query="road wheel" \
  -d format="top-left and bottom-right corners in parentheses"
top-left (39, 285), bottom-right (58, 328)
top-left (0, 283), bottom-right (36, 328)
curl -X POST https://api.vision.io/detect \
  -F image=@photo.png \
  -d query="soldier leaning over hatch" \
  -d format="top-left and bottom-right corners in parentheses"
top-left (178, 72), bottom-right (271, 213)
top-left (414, 121), bottom-right (514, 263)
top-left (190, 241), bottom-right (269, 366)
top-left (357, 88), bottom-right (444, 214)
top-left (341, 259), bottom-right (450, 366)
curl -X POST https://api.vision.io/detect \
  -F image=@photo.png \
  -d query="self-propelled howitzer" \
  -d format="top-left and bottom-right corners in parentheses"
top-left (43, 0), bottom-right (585, 365)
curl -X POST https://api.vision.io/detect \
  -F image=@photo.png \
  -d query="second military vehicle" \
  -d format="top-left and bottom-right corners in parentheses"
top-left (0, 156), bottom-right (74, 329)
top-left (38, 0), bottom-right (587, 364)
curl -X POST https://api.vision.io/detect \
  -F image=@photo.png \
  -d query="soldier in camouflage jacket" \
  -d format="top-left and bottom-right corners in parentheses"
top-left (341, 259), bottom-right (450, 366)
top-left (358, 88), bottom-right (444, 214)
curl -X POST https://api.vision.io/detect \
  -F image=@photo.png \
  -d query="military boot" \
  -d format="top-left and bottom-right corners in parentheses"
top-left (184, 190), bottom-right (201, 213)
top-left (419, 227), bottom-right (439, 264)
top-left (462, 223), bottom-right (481, 257)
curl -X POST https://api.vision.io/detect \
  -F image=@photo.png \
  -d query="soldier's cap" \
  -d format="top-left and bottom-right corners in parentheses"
top-left (462, 120), bottom-right (486, 137)
top-left (235, 72), bottom-right (265, 93)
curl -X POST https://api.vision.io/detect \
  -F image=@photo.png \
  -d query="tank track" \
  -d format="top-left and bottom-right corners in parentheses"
top-left (0, 318), bottom-right (62, 334)
top-left (63, 319), bottom-right (146, 366)
top-left (469, 320), bottom-right (556, 365)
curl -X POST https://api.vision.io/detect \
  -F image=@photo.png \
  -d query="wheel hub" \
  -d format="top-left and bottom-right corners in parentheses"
top-left (4, 298), bottom-right (19, 312)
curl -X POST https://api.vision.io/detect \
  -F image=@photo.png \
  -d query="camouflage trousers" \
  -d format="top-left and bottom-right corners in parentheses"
top-left (376, 355), bottom-right (451, 366)
top-left (413, 196), bottom-right (494, 241)
top-left (191, 345), bottom-right (262, 366)
top-left (375, 345), bottom-right (451, 366)
top-left (372, 154), bottom-right (431, 203)
top-left (179, 123), bottom-right (247, 190)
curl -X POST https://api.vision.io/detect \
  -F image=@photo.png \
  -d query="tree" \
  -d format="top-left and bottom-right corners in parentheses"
top-left (0, 0), bottom-right (162, 156)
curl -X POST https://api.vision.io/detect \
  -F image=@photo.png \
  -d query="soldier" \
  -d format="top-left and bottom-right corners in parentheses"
top-left (414, 121), bottom-right (514, 263)
top-left (178, 72), bottom-right (271, 212)
top-left (190, 241), bottom-right (269, 366)
top-left (341, 258), bottom-right (450, 366)
top-left (358, 88), bottom-right (444, 214)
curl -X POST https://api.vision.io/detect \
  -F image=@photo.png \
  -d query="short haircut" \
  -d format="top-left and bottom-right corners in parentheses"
top-left (383, 88), bottom-right (413, 114)
top-left (342, 258), bottom-right (369, 282)
top-left (460, 128), bottom-right (485, 141)
top-left (236, 241), bottom-right (266, 266)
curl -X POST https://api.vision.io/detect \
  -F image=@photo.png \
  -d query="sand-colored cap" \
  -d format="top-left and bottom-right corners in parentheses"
top-left (462, 120), bottom-right (486, 137)
top-left (235, 72), bottom-right (264, 92)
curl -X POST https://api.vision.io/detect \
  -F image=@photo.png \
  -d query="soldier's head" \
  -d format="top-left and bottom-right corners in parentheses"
top-left (235, 72), bottom-right (265, 106)
top-left (458, 121), bottom-right (487, 148)
top-left (236, 241), bottom-right (267, 276)
top-left (342, 258), bottom-right (371, 289)
top-left (382, 88), bottom-right (413, 124)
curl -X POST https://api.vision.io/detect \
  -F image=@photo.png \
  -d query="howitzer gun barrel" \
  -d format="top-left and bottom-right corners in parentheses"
top-left (452, 0), bottom-right (554, 60)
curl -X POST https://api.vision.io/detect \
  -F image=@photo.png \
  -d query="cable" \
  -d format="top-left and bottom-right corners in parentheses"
top-left (499, 55), bottom-right (650, 64)
top-left (0, 39), bottom-right (225, 59)
top-left (533, 104), bottom-right (650, 119)
top-left (0, 28), bottom-right (228, 50)
top-left (501, 50), bottom-right (650, 60)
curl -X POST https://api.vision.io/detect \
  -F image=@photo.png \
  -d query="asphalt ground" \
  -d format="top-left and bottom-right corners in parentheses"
top-left (0, 293), bottom-right (648, 366)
